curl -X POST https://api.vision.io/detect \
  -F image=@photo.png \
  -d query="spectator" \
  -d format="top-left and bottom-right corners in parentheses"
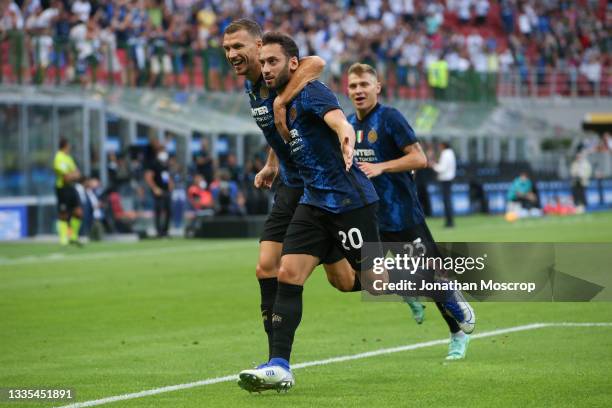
top-left (474, 0), bottom-right (489, 25)
top-left (507, 171), bottom-right (538, 210)
top-left (224, 152), bottom-right (242, 184)
top-left (427, 52), bottom-right (449, 100)
top-left (144, 145), bottom-right (173, 237)
top-left (125, 0), bottom-right (148, 86)
top-left (500, 0), bottom-right (515, 34)
top-left (169, 155), bottom-right (186, 228)
top-left (579, 52), bottom-right (602, 92)
top-left (148, 22), bottom-right (172, 87)
top-left (107, 186), bottom-right (137, 232)
top-left (570, 151), bottom-right (592, 213)
top-left (210, 169), bottom-right (245, 216)
top-left (0, 0), bottom-right (23, 31)
top-left (187, 173), bottom-right (213, 211)
top-left (72, 0), bottom-right (91, 24)
top-left (425, 1), bottom-right (444, 34)
top-left (52, 1), bottom-right (71, 63)
top-left (517, 6), bottom-right (532, 39)
top-left (243, 157), bottom-right (269, 215)
top-left (107, 152), bottom-right (130, 190)
top-left (84, 176), bottom-right (106, 240)
top-left (432, 141), bottom-right (456, 228)
top-left (193, 138), bottom-right (213, 184)
top-left (166, 13), bottom-right (191, 79)
top-left (456, 0), bottom-right (472, 25)
top-left (1, 0), bottom-right (27, 81)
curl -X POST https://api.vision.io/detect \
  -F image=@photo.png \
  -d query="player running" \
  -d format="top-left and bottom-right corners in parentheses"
top-left (225, 20), bottom-right (440, 393)
top-left (346, 63), bottom-right (475, 360)
top-left (237, 32), bottom-right (388, 393)
top-left (53, 138), bottom-right (83, 246)
top-left (222, 19), bottom-right (362, 377)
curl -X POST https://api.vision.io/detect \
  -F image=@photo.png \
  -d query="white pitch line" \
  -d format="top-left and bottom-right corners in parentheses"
top-left (56, 322), bottom-right (612, 408)
top-left (0, 241), bottom-right (257, 266)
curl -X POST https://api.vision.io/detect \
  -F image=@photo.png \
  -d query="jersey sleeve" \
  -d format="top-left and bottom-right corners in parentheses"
top-left (54, 154), bottom-right (70, 176)
top-left (53, 155), bottom-right (62, 174)
top-left (301, 81), bottom-right (342, 119)
top-left (384, 108), bottom-right (418, 149)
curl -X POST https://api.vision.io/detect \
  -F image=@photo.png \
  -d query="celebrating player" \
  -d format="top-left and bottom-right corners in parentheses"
top-left (53, 138), bottom-right (83, 246)
top-left (346, 62), bottom-right (475, 359)
top-left (237, 32), bottom-right (387, 392)
top-left (222, 19), bottom-right (362, 384)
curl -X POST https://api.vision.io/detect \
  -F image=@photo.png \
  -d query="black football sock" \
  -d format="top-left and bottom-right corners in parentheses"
top-left (435, 301), bottom-right (461, 333)
top-left (350, 275), bottom-right (362, 292)
top-left (270, 282), bottom-right (304, 363)
top-left (258, 277), bottom-right (278, 360)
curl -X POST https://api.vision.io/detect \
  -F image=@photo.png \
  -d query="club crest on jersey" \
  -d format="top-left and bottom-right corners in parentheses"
top-left (356, 130), bottom-right (364, 143)
top-left (260, 85), bottom-right (269, 99)
top-left (289, 106), bottom-right (297, 122)
top-left (368, 129), bottom-right (378, 143)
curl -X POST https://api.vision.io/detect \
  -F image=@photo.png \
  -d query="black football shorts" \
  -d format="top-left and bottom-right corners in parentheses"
top-left (281, 203), bottom-right (382, 272)
top-left (380, 222), bottom-right (441, 258)
top-left (260, 183), bottom-right (345, 265)
top-left (55, 186), bottom-right (80, 213)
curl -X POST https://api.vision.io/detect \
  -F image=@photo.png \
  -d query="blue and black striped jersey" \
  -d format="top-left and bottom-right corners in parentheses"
top-left (245, 76), bottom-right (303, 189)
top-left (348, 103), bottom-right (425, 231)
top-left (286, 81), bottom-right (378, 213)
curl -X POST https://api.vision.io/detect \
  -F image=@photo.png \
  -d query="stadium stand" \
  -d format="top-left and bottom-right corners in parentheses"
top-left (0, 0), bottom-right (609, 98)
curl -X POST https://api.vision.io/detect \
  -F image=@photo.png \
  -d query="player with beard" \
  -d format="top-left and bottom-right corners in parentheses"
top-left (237, 32), bottom-right (387, 393)
top-left (225, 25), bottom-right (466, 394)
top-left (223, 20), bottom-right (367, 388)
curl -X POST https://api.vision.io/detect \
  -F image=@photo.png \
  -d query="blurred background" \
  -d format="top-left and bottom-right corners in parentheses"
top-left (0, 0), bottom-right (610, 240)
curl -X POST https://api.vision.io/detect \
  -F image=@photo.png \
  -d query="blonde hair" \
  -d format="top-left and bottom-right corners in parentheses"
top-left (347, 63), bottom-right (378, 78)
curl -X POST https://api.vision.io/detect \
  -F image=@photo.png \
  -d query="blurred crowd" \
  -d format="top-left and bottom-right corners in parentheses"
top-left (0, 0), bottom-right (608, 90)
top-left (63, 131), bottom-right (612, 238)
top-left (86, 137), bottom-right (270, 237)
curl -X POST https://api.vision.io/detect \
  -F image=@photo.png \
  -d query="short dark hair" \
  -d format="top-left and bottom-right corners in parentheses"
top-left (224, 18), bottom-right (263, 38)
top-left (59, 138), bottom-right (69, 149)
top-left (261, 31), bottom-right (299, 60)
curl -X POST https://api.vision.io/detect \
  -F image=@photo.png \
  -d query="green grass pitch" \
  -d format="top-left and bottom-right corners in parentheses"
top-left (1, 212), bottom-right (612, 407)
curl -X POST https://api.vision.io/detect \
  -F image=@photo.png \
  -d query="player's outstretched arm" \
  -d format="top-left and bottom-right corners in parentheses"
top-left (254, 148), bottom-right (279, 189)
top-left (324, 109), bottom-right (356, 171)
top-left (274, 56), bottom-right (326, 139)
top-left (358, 142), bottom-right (428, 178)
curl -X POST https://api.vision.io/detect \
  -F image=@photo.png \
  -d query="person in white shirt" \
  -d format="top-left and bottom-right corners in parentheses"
top-left (475, 0), bottom-right (489, 25)
top-left (579, 52), bottom-right (602, 92)
top-left (71, 0), bottom-right (91, 24)
top-left (457, 0), bottom-right (472, 24)
top-left (432, 141), bottom-right (456, 227)
top-left (570, 150), bottom-right (592, 213)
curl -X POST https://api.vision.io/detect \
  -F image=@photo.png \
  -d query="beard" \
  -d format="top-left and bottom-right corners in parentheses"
top-left (271, 63), bottom-right (291, 90)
